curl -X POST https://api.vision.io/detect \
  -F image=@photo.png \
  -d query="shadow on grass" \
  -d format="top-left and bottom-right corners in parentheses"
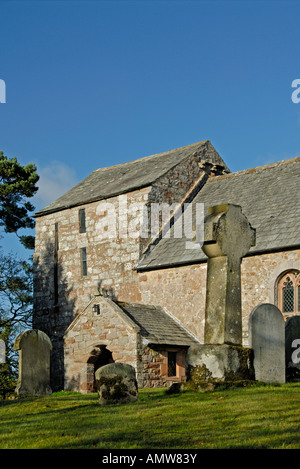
top-left (2, 385), bottom-right (300, 449)
top-left (39, 427), bottom-right (199, 450)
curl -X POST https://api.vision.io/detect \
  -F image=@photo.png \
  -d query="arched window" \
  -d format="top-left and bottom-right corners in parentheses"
top-left (277, 270), bottom-right (300, 316)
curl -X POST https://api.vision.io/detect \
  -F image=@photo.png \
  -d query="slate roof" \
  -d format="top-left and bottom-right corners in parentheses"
top-left (137, 157), bottom-right (300, 270)
top-left (116, 302), bottom-right (200, 346)
top-left (35, 140), bottom-right (229, 216)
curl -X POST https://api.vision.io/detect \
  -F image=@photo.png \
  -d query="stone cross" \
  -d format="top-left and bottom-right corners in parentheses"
top-left (14, 329), bottom-right (52, 396)
top-left (202, 204), bottom-right (256, 346)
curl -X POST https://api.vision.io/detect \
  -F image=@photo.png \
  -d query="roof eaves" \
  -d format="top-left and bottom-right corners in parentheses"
top-left (136, 243), bottom-right (300, 272)
top-left (34, 182), bottom-right (152, 217)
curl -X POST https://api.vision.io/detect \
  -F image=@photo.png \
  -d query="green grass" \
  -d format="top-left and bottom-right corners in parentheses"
top-left (1, 383), bottom-right (300, 449)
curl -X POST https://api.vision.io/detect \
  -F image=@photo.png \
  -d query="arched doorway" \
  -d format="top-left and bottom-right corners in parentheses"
top-left (87, 345), bottom-right (114, 391)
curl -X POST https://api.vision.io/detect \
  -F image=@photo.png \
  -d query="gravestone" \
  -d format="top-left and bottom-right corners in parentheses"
top-left (95, 362), bottom-right (138, 405)
top-left (0, 339), bottom-right (5, 364)
top-left (14, 329), bottom-right (52, 396)
top-left (187, 204), bottom-right (256, 387)
top-left (248, 304), bottom-right (285, 383)
top-left (285, 316), bottom-right (300, 382)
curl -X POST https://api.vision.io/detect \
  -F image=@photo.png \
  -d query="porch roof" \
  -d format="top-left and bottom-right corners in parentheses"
top-left (116, 301), bottom-right (200, 347)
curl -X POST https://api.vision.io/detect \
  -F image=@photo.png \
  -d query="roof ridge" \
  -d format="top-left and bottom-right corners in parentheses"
top-left (207, 155), bottom-right (300, 182)
top-left (35, 139), bottom-right (228, 217)
top-left (93, 140), bottom-right (209, 172)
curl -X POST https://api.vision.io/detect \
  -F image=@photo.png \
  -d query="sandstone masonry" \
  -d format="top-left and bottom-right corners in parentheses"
top-left (33, 141), bottom-right (300, 391)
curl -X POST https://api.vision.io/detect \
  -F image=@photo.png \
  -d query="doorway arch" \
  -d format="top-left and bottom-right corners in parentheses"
top-left (87, 345), bottom-right (114, 391)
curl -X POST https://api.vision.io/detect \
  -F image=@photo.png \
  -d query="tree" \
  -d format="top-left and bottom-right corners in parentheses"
top-left (0, 253), bottom-right (33, 330)
top-left (0, 151), bottom-right (39, 396)
top-left (0, 245), bottom-right (35, 398)
top-left (0, 324), bottom-right (18, 399)
top-left (0, 151), bottom-right (39, 249)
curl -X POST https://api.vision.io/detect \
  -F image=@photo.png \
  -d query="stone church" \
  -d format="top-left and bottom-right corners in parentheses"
top-left (32, 140), bottom-right (300, 392)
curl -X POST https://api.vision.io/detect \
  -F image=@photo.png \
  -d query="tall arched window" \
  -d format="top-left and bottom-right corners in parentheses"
top-left (277, 270), bottom-right (300, 316)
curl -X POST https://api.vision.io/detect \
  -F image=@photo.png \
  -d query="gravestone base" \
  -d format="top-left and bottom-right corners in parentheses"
top-left (186, 344), bottom-right (255, 390)
top-left (286, 363), bottom-right (300, 382)
top-left (14, 382), bottom-right (52, 397)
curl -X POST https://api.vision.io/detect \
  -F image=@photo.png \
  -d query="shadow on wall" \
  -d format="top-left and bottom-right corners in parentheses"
top-left (65, 343), bottom-right (116, 394)
top-left (68, 281), bottom-right (118, 393)
top-left (33, 240), bottom-right (76, 391)
top-left (33, 246), bottom-right (121, 392)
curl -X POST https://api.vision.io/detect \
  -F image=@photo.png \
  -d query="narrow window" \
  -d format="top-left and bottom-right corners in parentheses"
top-left (167, 352), bottom-right (177, 377)
top-left (283, 277), bottom-right (294, 313)
top-left (79, 208), bottom-right (86, 233)
top-left (81, 247), bottom-right (87, 277)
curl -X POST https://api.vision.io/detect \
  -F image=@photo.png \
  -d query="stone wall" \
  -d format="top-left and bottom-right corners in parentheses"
top-left (138, 264), bottom-right (207, 342)
top-left (63, 295), bottom-right (188, 391)
top-left (140, 346), bottom-right (187, 388)
top-left (33, 187), bottom-right (151, 389)
top-left (138, 249), bottom-right (300, 346)
top-left (33, 175), bottom-right (300, 390)
top-left (241, 249), bottom-right (300, 344)
top-left (64, 296), bottom-right (140, 393)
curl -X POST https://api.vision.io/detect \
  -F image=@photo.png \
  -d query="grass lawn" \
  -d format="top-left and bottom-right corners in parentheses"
top-left (0, 382), bottom-right (300, 449)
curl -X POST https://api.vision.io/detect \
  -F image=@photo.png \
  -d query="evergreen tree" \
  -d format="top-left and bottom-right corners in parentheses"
top-left (0, 151), bottom-right (39, 248)
top-left (0, 325), bottom-right (17, 399)
top-left (0, 254), bottom-right (33, 330)
top-left (0, 150), bottom-right (39, 397)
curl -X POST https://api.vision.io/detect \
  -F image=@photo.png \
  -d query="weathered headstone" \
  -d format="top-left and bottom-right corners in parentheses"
top-left (95, 363), bottom-right (138, 405)
top-left (0, 339), bottom-right (5, 364)
top-left (248, 304), bottom-right (285, 383)
top-left (14, 329), bottom-right (52, 396)
top-left (285, 316), bottom-right (300, 382)
top-left (187, 204), bottom-right (256, 387)
top-left (202, 204), bottom-right (256, 346)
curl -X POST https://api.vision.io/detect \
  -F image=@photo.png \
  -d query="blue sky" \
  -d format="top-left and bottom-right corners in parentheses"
top-left (1, 0), bottom-right (300, 256)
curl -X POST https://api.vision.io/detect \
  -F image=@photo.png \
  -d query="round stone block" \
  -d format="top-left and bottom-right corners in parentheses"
top-left (95, 363), bottom-right (138, 405)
